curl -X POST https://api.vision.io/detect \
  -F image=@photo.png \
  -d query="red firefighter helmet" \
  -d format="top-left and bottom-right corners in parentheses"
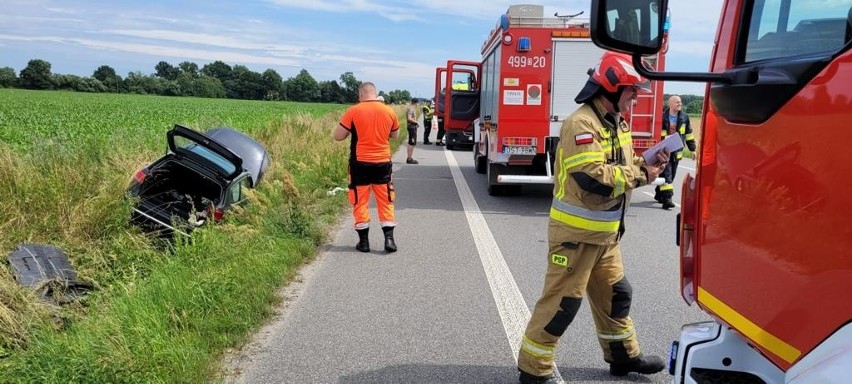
top-left (575, 51), bottom-right (651, 104)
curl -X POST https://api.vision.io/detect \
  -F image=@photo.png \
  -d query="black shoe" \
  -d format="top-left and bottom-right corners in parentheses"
top-left (424, 141), bottom-right (432, 145)
top-left (382, 226), bottom-right (397, 253)
top-left (662, 198), bottom-right (675, 210)
top-left (519, 370), bottom-right (564, 384)
top-left (355, 228), bottom-right (370, 252)
top-left (609, 354), bottom-right (665, 376)
top-left (406, 158), bottom-right (419, 164)
top-left (436, 142), bottom-right (444, 146)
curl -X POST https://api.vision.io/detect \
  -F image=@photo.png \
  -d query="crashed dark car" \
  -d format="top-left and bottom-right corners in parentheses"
top-left (128, 124), bottom-right (269, 235)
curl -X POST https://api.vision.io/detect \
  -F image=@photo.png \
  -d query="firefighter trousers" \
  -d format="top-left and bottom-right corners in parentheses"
top-left (348, 183), bottom-right (395, 230)
top-left (518, 241), bottom-right (641, 377)
top-left (654, 154), bottom-right (680, 201)
top-left (423, 118), bottom-right (432, 142)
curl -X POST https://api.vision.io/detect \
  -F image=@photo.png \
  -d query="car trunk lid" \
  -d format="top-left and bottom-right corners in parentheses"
top-left (167, 125), bottom-right (242, 180)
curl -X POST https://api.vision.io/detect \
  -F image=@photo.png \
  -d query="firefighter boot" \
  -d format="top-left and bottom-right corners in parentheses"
top-left (382, 226), bottom-right (397, 253)
top-left (518, 370), bottom-right (565, 384)
top-left (355, 228), bottom-right (370, 253)
top-left (609, 354), bottom-right (665, 376)
top-left (662, 198), bottom-right (675, 210)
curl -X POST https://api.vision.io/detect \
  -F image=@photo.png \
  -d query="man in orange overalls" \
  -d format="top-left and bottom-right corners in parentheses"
top-left (333, 82), bottom-right (400, 253)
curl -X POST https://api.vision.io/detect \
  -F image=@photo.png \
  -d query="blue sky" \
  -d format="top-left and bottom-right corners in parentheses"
top-left (0, 0), bottom-right (722, 97)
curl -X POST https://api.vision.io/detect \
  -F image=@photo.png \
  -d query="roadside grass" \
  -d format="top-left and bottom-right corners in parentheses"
top-left (0, 89), bottom-right (405, 382)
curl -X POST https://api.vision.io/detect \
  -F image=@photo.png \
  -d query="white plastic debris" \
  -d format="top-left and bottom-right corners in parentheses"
top-left (326, 187), bottom-right (347, 196)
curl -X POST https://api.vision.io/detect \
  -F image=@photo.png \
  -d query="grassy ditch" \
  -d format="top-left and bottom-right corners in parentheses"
top-left (0, 89), bottom-right (405, 382)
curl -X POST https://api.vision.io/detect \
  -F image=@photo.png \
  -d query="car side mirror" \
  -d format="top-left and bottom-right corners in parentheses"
top-left (590, 0), bottom-right (668, 55)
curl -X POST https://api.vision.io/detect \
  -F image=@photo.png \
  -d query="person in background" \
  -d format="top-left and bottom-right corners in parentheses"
top-left (406, 99), bottom-right (420, 164)
top-left (516, 52), bottom-right (669, 384)
top-left (654, 95), bottom-right (696, 210)
top-left (333, 82), bottom-right (399, 253)
top-left (422, 99), bottom-right (434, 144)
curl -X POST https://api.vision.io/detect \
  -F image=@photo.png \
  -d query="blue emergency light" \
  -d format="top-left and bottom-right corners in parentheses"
top-left (517, 37), bottom-right (531, 52)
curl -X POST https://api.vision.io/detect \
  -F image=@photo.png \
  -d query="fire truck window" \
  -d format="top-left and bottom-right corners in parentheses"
top-left (744, 0), bottom-right (851, 63)
top-left (606, 3), bottom-right (660, 47)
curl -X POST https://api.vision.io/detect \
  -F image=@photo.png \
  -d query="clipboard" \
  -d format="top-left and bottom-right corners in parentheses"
top-left (643, 134), bottom-right (684, 165)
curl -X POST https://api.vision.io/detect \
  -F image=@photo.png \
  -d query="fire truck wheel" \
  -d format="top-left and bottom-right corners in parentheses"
top-left (487, 163), bottom-right (504, 196)
top-left (474, 144), bottom-right (487, 174)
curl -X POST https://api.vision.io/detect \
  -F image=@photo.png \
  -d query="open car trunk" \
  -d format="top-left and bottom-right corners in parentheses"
top-left (131, 160), bottom-right (223, 235)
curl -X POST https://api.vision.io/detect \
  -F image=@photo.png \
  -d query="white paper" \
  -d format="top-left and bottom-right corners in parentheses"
top-left (643, 134), bottom-right (684, 165)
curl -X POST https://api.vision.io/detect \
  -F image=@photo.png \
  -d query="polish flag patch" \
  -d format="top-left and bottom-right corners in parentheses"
top-left (574, 133), bottom-right (594, 145)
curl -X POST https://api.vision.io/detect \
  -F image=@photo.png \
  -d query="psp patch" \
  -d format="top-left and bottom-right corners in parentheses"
top-left (551, 253), bottom-right (570, 267)
top-left (574, 133), bottom-right (594, 145)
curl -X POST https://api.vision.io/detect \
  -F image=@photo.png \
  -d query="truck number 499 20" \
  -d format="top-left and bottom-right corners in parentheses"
top-left (507, 55), bottom-right (546, 68)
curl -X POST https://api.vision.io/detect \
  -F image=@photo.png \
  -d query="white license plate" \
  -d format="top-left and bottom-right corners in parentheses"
top-left (504, 146), bottom-right (536, 155)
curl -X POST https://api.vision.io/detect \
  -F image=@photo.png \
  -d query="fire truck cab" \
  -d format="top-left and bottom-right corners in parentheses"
top-left (434, 63), bottom-right (481, 150)
top-left (449, 4), bottom-right (666, 195)
top-left (588, 0), bottom-right (852, 383)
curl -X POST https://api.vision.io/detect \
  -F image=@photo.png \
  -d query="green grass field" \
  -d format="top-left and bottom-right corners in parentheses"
top-left (0, 89), bottom-right (409, 382)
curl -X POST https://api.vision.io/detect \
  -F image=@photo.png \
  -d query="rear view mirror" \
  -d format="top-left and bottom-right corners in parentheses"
top-left (590, 0), bottom-right (668, 55)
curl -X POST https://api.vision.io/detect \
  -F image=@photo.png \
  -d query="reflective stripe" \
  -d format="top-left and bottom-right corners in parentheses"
top-left (684, 133), bottom-right (695, 141)
top-left (612, 167), bottom-right (625, 197)
top-left (661, 130), bottom-right (668, 137)
top-left (520, 337), bottom-right (556, 359)
top-left (550, 199), bottom-right (621, 232)
top-left (556, 147), bottom-right (567, 200)
top-left (676, 152), bottom-right (684, 160)
top-left (659, 184), bottom-right (674, 191)
top-left (679, 124), bottom-right (686, 134)
top-left (597, 327), bottom-right (635, 341)
top-left (617, 131), bottom-right (632, 148)
top-left (564, 151), bottom-right (605, 170)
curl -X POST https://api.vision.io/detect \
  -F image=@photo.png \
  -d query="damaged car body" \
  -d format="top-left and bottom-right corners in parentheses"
top-left (128, 124), bottom-right (269, 236)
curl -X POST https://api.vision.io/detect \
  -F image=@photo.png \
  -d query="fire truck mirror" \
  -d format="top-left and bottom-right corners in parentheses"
top-left (590, 0), bottom-right (667, 56)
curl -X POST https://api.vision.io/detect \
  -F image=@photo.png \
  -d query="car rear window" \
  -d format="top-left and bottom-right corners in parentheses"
top-left (174, 136), bottom-right (238, 176)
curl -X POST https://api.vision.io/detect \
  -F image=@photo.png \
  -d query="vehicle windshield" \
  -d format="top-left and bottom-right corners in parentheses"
top-left (174, 137), bottom-right (238, 175)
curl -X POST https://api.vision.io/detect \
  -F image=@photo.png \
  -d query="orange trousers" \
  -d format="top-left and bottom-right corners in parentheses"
top-left (348, 182), bottom-right (395, 230)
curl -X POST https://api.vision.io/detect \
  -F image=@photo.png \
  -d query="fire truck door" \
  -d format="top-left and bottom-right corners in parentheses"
top-left (550, 39), bottom-right (605, 137)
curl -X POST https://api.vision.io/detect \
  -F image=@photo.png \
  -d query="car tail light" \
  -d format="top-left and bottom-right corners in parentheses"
top-left (213, 208), bottom-right (224, 222)
top-left (133, 169), bottom-right (147, 184)
top-left (679, 173), bottom-right (697, 305)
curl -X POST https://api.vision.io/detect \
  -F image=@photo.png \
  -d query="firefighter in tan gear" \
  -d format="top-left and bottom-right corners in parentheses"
top-left (333, 82), bottom-right (400, 253)
top-left (517, 52), bottom-right (669, 384)
top-left (654, 95), bottom-right (697, 209)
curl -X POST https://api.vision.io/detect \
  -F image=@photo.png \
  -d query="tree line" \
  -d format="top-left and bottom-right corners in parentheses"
top-left (663, 93), bottom-right (704, 115)
top-left (0, 59), bottom-right (414, 104)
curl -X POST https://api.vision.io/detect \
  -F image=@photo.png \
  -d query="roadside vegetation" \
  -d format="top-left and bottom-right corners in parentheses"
top-left (0, 89), bottom-right (404, 382)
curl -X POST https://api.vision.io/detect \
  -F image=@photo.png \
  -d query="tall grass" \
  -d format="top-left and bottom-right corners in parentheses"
top-left (0, 91), bottom-right (403, 381)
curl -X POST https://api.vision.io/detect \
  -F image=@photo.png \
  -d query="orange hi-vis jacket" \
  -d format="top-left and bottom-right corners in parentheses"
top-left (339, 100), bottom-right (400, 165)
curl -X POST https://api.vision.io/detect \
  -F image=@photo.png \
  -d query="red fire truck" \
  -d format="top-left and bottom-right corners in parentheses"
top-left (589, 0), bottom-right (852, 383)
top-left (436, 4), bottom-right (667, 195)
top-left (434, 63), bottom-right (481, 150)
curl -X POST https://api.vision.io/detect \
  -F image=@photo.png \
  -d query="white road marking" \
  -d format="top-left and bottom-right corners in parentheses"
top-left (444, 150), bottom-right (560, 378)
top-left (642, 191), bottom-right (681, 208)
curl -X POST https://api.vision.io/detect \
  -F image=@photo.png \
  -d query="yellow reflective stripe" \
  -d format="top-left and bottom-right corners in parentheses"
top-left (679, 124), bottom-right (686, 134)
top-left (521, 337), bottom-right (557, 359)
top-left (676, 152), bottom-right (684, 160)
top-left (550, 207), bottom-right (620, 232)
top-left (612, 167), bottom-right (625, 197)
top-left (564, 151), bottom-right (605, 170)
top-left (661, 130), bottom-right (668, 137)
top-left (617, 132), bottom-right (632, 148)
top-left (551, 253), bottom-right (569, 267)
top-left (556, 148), bottom-right (567, 200)
top-left (698, 287), bottom-right (802, 363)
top-left (684, 134), bottom-right (695, 141)
top-left (659, 184), bottom-right (674, 192)
top-left (597, 327), bottom-right (635, 341)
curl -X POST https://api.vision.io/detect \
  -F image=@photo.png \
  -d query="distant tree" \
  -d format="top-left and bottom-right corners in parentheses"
top-left (154, 61), bottom-right (180, 81)
top-left (287, 69), bottom-right (321, 102)
top-left (178, 61), bottom-right (199, 78)
top-left (0, 67), bottom-right (17, 87)
top-left (201, 61), bottom-right (233, 81)
top-left (52, 74), bottom-right (82, 90)
top-left (93, 65), bottom-right (122, 92)
top-left (229, 65), bottom-right (264, 100)
top-left (318, 80), bottom-right (346, 103)
top-left (19, 59), bottom-right (55, 90)
top-left (387, 89), bottom-right (411, 105)
top-left (339, 71), bottom-right (361, 103)
top-left (260, 69), bottom-right (284, 100)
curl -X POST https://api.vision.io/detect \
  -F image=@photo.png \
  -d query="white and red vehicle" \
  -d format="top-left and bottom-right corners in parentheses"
top-left (437, 4), bottom-right (667, 195)
top-left (589, 0), bottom-right (852, 383)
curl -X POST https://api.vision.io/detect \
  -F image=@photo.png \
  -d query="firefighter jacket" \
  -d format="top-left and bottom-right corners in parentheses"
top-left (661, 110), bottom-right (696, 160)
top-left (550, 99), bottom-right (649, 246)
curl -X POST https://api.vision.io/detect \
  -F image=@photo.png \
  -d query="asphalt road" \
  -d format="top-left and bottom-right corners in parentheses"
top-left (224, 126), bottom-right (708, 384)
